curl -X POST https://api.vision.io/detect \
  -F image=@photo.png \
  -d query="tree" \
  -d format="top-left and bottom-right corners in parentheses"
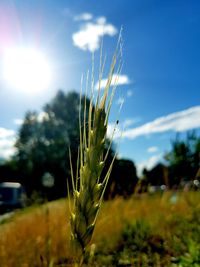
top-left (105, 158), bottom-right (138, 198)
top-left (14, 90), bottom-right (120, 199)
top-left (165, 132), bottom-right (200, 186)
top-left (14, 91), bottom-right (90, 199)
top-left (0, 160), bottom-right (21, 184)
top-left (142, 163), bottom-right (169, 187)
top-left (13, 90), bottom-right (139, 200)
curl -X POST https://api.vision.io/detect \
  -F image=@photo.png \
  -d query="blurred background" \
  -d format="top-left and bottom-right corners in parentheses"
top-left (0, 1), bottom-right (200, 266)
top-left (0, 0), bottom-right (200, 200)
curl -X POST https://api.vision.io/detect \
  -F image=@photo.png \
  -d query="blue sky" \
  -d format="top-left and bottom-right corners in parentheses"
top-left (0, 0), bottom-right (200, 174)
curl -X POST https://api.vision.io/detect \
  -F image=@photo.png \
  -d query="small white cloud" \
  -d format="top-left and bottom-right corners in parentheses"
top-left (0, 138), bottom-right (16, 159)
top-left (95, 74), bottom-right (130, 90)
top-left (74, 13), bottom-right (93, 21)
top-left (123, 118), bottom-right (138, 128)
top-left (122, 106), bottom-right (200, 140)
top-left (96, 16), bottom-right (106, 24)
top-left (0, 128), bottom-right (16, 159)
top-left (13, 119), bottom-right (23, 126)
top-left (127, 90), bottom-right (133, 97)
top-left (72, 17), bottom-right (117, 52)
top-left (137, 154), bottom-right (163, 176)
top-left (0, 147), bottom-right (16, 159)
top-left (107, 122), bottom-right (121, 140)
top-left (147, 146), bottom-right (158, 153)
top-left (0, 127), bottom-right (15, 139)
top-left (116, 97), bottom-right (125, 106)
top-left (107, 118), bottom-right (139, 140)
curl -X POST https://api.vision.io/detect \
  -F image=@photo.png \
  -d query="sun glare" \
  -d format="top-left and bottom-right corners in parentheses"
top-left (3, 47), bottom-right (51, 94)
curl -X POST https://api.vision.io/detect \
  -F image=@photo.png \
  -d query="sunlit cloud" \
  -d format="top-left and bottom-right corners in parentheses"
top-left (122, 106), bottom-right (200, 140)
top-left (95, 74), bottom-right (130, 90)
top-left (74, 13), bottom-right (93, 21)
top-left (0, 127), bottom-right (16, 159)
top-left (147, 146), bottom-right (158, 153)
top-left (137, 154), bottom-right (163, 176)
top-left (72, 16), bottom-right (117, 52)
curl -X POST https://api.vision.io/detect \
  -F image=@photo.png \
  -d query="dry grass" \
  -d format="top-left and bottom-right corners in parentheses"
top-left (0, 201), bottom-right (70, 267)
top-left (94, 192), bottom-right (197, 248)
top-left (0, 191), bottom-right (199, 266)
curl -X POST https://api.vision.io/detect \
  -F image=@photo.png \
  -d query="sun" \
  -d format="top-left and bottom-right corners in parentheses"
top-left (2, 47), bottom-right (51, 94)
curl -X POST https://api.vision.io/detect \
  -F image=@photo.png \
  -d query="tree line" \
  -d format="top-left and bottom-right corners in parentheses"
top-left (0, 90), bottom-right (199, 200)
top-left (141, 132), bottom-right (200, 191)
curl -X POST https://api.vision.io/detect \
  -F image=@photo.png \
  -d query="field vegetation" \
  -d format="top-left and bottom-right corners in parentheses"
top-left (0, 35), bottom-right (200, 267)
top-left (0, 191), bottom-right (200, 266)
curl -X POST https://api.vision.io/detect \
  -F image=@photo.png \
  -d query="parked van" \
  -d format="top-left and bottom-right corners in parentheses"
top-left (0, 182), bottom-right (26, 214)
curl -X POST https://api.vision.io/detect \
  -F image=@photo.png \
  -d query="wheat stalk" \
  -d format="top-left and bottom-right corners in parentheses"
top-left (69, 32), bottom-right (123, 266)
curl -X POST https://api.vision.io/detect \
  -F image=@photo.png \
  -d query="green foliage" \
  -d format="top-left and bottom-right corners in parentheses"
top-left (142, 163), bottom-right (168, 187)
top-left (0, 87), bottom-right (138, 201)
top-left (113, 220), bottom-right (168, 266)
top-left (106, 159), bottom-right (138, 198)
top-left (142, 132), bottom-right (200, 188)
top-left (92, 196), bottom-right (200, 266)
top-left (13, 91), bottom-right (92, 199)
top-left (121, 220), bottom-right (152, 252)
top-left (10, 89), bottom-right (137, 200)
top-left (165, 132), bottom-right (200, 186)
top-left (178, 241), bottom-right (200, 267)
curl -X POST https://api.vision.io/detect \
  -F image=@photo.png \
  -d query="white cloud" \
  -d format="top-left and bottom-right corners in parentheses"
top-left (0, 147), bottom-right (16, 159)
top-left (116, 97), bottom-right (125, 106)
top-left (115, 89), bottom-right (133, 107)
top-left (95, 74), bottom-right (130, 90)
top-left (72, 16), bottom-right (117, 52)
top-left (123, 119), bottom-right (135, 128)
top-left (127, 90), bottom-right (133, 97)
top-left (107, 122), bottom-right (121, 140)
top-left (13, 119), bottom-right (23, 126)
top-left (96, 16), bottom-right (106, 24)
top-left (0, 128), bottom-right (16, 159)
top-left (137, 154), bottom-right (163, 176)
top-left (122, 106), bottom-right (200, 140)
top-left (0, 138), bottom-right (16, 159)
top-left (147, 146), bottom-right (158, 153)
top-left (74, 13), bottom-right (93, 21)
top-left (0, 128), bottom-right (15, 139)
top-left (123, 118), bottom-right (140, 128)
top-left (107, 118), bottom-right (139, 139)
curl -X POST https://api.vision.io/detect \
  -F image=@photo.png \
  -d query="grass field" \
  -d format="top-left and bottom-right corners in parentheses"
top-left (0, 191), bottom-right (200, 267)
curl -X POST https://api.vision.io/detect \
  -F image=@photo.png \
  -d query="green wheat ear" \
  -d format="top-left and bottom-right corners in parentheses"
top-left (69, 31), bottom-right (123, 266)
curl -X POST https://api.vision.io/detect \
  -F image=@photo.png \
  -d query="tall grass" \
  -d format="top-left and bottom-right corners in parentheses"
top-left (0, 192), bottom-right (200, 266)
top-left (69, 34), bottom-right (123, 266)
